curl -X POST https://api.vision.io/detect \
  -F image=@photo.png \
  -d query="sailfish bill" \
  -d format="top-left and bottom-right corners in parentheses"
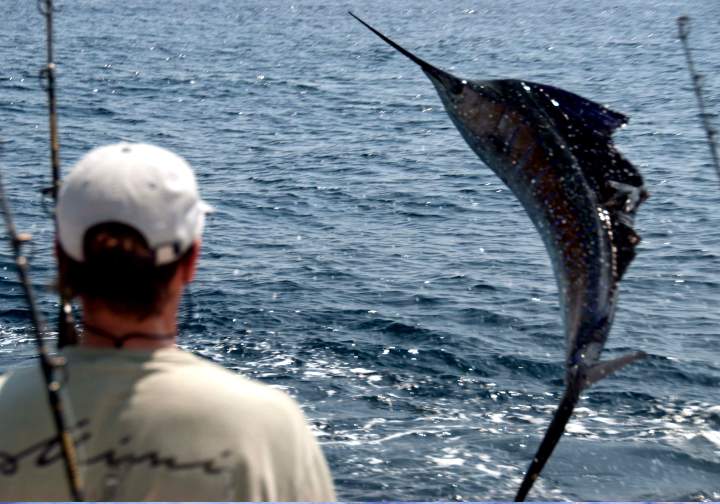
top-left (350, 12), bottom-right (648, 501)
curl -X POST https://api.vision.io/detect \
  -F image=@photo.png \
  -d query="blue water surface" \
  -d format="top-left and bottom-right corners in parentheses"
top-left (1, 0), bottom-right (719, 500)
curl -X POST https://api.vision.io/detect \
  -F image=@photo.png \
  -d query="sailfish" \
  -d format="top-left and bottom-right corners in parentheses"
top-left (350, 13), bottom-right (648, 501)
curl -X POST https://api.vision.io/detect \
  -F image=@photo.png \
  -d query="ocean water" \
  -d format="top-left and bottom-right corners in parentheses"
top-left (1, 0), bottom-right (719, 500)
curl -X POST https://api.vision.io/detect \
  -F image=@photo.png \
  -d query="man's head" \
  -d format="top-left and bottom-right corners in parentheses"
top-left (57, 143), bottom-right (212, 319)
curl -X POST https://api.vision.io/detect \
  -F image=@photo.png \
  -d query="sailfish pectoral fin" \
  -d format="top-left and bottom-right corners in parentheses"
top-left (580, 351), bottom-right (647, 388)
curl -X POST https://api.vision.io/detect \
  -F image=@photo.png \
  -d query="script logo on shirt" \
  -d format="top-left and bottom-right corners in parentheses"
top-left (0, 419), bottom-right (232, 476)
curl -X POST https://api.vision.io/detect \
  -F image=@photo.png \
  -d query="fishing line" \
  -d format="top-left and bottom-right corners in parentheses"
top-left (677, 16), bottom-right (720, 183)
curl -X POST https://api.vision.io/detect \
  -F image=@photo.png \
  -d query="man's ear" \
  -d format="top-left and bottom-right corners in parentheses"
top-left (180, 240), bottom-right (201, 283)
top-left (55, 241), bottom-right (69, 284)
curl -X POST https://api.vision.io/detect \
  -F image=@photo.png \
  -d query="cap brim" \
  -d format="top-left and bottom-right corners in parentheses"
top-left (199, 200), bottom-right (215, 213)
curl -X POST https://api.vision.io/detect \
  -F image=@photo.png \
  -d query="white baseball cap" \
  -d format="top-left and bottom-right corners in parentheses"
top-left (57, 143), bottom-right (213, 265)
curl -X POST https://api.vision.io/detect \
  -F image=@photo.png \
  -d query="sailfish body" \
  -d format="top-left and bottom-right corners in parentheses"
top-left (433, 77), bottom-right (645, 386)
top-left (351, 13), bottom-right (647, 500)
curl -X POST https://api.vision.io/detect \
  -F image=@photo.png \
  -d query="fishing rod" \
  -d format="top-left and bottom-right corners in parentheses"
top-left (0, 152), bottom-right (84, 500)
top-left (2, 0), bottom-right (87, 498)
top-left (38, 0), bottom-right (77, 348)
top-left (677, 15), bottom-right (720, 181)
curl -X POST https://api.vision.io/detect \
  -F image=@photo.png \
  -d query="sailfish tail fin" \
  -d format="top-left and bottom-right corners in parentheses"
top-left (580, 351), bottom-right (647, 389)
top-left (516, 351), bottom-right (646, 500)
top-left (515, 390), bottom-right (577, 501)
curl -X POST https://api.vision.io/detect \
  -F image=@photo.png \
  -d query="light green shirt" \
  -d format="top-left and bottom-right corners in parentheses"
top-left (0, 346), bottom-right (335, 501)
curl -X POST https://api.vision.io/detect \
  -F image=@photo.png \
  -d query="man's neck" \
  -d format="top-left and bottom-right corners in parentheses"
top-left (80, 301), bottom-right (178, 350)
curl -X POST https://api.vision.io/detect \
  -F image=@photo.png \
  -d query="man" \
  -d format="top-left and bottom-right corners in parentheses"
top-left (0, 143), bottom-right (336, 501)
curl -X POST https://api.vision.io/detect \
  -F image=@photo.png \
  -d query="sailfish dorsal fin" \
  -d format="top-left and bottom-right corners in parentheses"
top-left (521, 81), bottom-right (646, 281)
top-left (524, 82), bottom-right (628, 134)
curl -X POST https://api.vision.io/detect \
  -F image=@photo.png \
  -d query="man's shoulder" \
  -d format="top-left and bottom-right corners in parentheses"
top-left (141, 348), bottom-right (306, 422)
top-left (0, 362), bottom-right (44, 399)
top-left (158, 349), bottom-right (289, 395)
top-left (0, 348), bottom-right (309, 434)
top-left (0, 363), bottom-right (53, 437)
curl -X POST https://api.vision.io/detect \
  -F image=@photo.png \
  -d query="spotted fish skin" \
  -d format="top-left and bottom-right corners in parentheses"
top-left (350, 13), bottom-right (647, 500)
top-left (432, 75), bottom-right (647, 501)
top-left (429, 76), bottom-right (639, 385)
